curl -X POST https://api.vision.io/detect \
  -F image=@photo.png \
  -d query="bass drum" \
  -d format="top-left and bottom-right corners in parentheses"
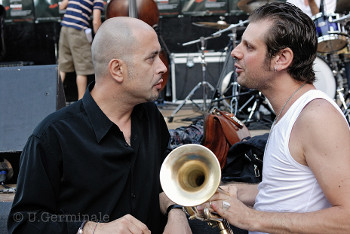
top-left (313, 57), bottom-right (336, 99)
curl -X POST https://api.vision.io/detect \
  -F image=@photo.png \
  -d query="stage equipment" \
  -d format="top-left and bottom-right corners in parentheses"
top-left (312, 13), bottom-right (348, 53)
top-left (335, 0), bottom-right (350, 14)
top-left (0, 158), bottom-right (13, 184)
top-left (0, 65), bottom-right (65, 153)
top-left (208, 20), bottom-right (253, 115)
top-left (170, 52), bottom-right (226, 101)
top-left (155, 0), bottom-right (181, 17)
top-left (237, 0), bottom-right (278, 14)
top-left (168, 20), bottom-right (249, 123)
top-left (322, 50), bottom-right (350, 125)
top-left (168, 35), bottom-right (221, 122)
top-left (332, 12), bottom-right (350, 26)
top-left (160, 144), bottom-right (233, 234)
top-left (192, 20), bottom-right (231, 30)
top-left (181, 0), bottom-right (227, 16)
top-left (313, 56), bottom-right (337, 98)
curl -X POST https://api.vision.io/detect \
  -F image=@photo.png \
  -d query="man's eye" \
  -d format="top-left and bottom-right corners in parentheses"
top-left (148, 56), bottom-right (156, 62)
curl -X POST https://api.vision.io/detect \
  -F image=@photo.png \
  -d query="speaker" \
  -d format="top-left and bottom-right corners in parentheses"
top-left (0, 65), bottom-right (65, 152)
top-left (0, 202), bottom-right (12, 234)
top-left (170, 52), bottom-right (226, 102)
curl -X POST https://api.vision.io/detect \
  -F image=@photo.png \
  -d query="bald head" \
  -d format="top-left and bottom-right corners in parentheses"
top-left (91, 17), bottom-right (156, 79)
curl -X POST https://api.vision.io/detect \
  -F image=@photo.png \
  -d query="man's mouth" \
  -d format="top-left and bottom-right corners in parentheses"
top-left (235, 64), bottom-right (243, 74)
top-left (154, 78), bottom-right (164, 89)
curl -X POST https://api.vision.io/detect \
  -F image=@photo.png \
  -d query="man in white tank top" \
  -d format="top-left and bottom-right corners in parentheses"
top-left (201, 2), bottom-right (350, 233)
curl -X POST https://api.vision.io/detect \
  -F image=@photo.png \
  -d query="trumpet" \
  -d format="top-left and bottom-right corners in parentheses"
top-left (160, 144), bottom-right (233, 234)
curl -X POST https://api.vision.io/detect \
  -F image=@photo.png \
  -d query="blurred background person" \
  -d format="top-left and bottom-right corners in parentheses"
top-left (287, 0), bottom-right (336, 17)
top-left (58, 0), bottom-right (103, 100)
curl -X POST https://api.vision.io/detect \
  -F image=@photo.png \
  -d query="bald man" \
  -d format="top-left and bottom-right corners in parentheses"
top-left (8, 17), bottom-right (191, 234)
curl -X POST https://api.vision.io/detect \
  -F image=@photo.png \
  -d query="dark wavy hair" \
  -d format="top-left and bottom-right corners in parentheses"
top-left (249, 2), bottom-right (317, 83)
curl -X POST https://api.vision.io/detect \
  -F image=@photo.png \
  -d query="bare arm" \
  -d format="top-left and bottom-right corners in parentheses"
top-left (82, 215), bottom-right (150, 234)
top-left (222, 182), bottom-right (259, 207)
top-left (159, 192), bottom-right (192, 234)
top-left (92, 9), bottom-right (102, 34)
top-left (210, 99), bottom-right (350, 233)
top-left (308, 0), bottom-right (319, 15)
top-left (59, 0), bottom-right (68, 10)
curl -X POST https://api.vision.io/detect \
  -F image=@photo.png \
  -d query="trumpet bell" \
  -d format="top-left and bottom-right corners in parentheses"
top-left (160, 144), bottom-right (221, 207)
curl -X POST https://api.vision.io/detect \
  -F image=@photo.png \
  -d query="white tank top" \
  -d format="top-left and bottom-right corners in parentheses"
top-left (251, 90), bottom-right (346, 234)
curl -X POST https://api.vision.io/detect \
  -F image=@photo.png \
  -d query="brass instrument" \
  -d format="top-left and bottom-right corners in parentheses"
top-left (160, 144), bottom-right (233, 234)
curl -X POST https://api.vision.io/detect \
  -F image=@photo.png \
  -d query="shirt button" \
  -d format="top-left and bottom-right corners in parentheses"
top-left (131, 193), bottom-right (136, 198)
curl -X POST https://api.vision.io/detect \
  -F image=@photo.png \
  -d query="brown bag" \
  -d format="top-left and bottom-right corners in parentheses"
top-left (202, 108), bottom-right (250, 168)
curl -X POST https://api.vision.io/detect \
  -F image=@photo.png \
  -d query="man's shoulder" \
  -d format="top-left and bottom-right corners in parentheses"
top-left (32, 101), bottom-right (84, 137)
top-left (300, 98), bottom-right (341, 122)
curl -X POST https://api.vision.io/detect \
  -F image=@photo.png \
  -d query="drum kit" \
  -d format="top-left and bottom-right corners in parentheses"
top-left (311, 0), bottom-right (350, 124)
top-left (168, 0), bottom-right (350, 125)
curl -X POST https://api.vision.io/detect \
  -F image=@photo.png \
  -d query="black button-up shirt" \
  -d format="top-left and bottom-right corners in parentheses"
top-left (8, 83), bottom-right (170, 234)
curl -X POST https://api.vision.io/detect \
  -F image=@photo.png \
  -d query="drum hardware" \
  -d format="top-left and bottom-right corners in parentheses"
top-left (331, 12), bottom-right (350, 24)
top-left (168, 20), bottom-right (249, 122)
top-left (333, 62), bottom-right (349, 111)
top-left (228, 77), bottom-right (239, 115)
top-left (313, 56), bottom-right (337, 99)
top-left (327, 32), bottom-right (350, 37)
top-left (0, 158), bottom-right (14, 191)
top-left (337, 87), bottom-right (348, 111)
top-left (237, 0), bottom-right (279, 14)
top-left (160, 144), bottom-right (233, 234)
top-left (167, 35), bottom-right (219, 123)
top-left (208, 20), bottom-right (248, 112)
top-left (313, 13), bottom-right (348, 53)
top-left (241, 91), bottom-right (275, 125)
top-left (211, 20), bottom-right (249, 37)
top-left (192, 21), bottom-right (246, 31)
top-left (192, 21), bottom-right (231, 30)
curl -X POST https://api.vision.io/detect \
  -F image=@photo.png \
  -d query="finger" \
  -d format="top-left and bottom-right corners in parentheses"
top-left (222, 200), bottom-right (231, 210)
top-left (226, 185), bottom-right (238, 197)
top-left (211, 190), bottom-right (230, 201)
top-left (218, 186), bottom-right (230, 196)
top-left (123, 215), bottom-right (150, 233)
top-left (210, 200), bottom-right (225, 216)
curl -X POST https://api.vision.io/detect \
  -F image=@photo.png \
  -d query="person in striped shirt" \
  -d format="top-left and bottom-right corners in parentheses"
top-left (58, 0), bottom-right (104, 100)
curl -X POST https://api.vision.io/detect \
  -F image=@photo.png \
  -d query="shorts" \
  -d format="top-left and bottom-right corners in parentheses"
top-left (58, 26), bottom-right (94, 76)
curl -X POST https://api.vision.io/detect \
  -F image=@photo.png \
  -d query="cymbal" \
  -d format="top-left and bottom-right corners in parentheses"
top-left (192, 21), bottom-right (231, 30)
top-left (335, 0), bottom-right (350, 13)
top-left (238, 0), bottom-right (278, 13)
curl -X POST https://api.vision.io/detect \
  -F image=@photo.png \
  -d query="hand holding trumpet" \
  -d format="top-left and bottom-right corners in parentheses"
top-left (198, 184), bottom-right (257, 232)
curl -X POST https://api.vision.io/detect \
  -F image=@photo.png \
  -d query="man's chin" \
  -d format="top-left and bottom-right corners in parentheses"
top-left (236, 76), bottom-right (246, 88)
top-left (146, 92), bottom-right (160, 102)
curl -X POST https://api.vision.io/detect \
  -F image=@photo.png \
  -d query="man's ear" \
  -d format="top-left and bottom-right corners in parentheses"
top-left (109, 59), bottom-right (124, 82)
top-left (273, 48), bottom-right (293, 72)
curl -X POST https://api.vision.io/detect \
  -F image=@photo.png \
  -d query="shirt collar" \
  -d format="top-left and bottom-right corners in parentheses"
top-left (82, 82), bottom-right (114, 143)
